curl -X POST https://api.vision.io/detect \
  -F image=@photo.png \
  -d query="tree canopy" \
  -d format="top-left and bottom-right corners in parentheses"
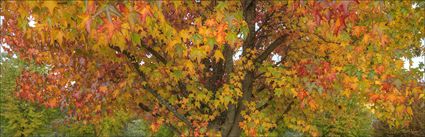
top-left (1, 1), bottom-right (424, 136)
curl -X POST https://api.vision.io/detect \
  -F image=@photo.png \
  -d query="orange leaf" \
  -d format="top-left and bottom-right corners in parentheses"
top-left (351, 26), bottom-right (366, 37)
top-left (99, 86), bottom-right (108, 93)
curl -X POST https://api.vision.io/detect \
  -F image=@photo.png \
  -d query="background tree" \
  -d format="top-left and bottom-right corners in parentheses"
top-left (373, 92), bottom-right (425, 137)
top-left (1, 1), bottom-right (424, 136)
top-left (0, 53), bottom-right (61, 137)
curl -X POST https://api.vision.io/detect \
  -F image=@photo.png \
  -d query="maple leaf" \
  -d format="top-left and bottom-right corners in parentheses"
top-left (43, 1), bottom-right (57, 13)
top-left (351, 26), bottom-right (366, 37)
top-left (97, 18), bottom-right (122, 39)
top-left (333, 17), bottom-right (346, 35)
top-left (190, 47), bottom-right (207, 63)
top-left (213, 50), bottom-right (225, 62)
top-left (205, 19), bottom-right (216, 27)
top-left (4, 1), bottom-right (424, 136)
top-left (45, 98), bottom-right (58, 108)
top-left (78, 14), bottom-right (92, 33)
top-left (99, 86), bottom-right (108, 93)
top-left (55, 31), bottom-right (65, 44)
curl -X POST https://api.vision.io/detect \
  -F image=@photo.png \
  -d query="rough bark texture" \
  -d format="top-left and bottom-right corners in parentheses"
top-left (221, 0), bottom-right (257, 136)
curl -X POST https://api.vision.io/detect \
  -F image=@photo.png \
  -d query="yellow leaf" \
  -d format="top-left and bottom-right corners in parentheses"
top-left (214, 50), bottom-right (224, 62)
top-left (56, 31), bottom-right (64, 44)
top-left (308, 100), bottom-right (318, 110)
top-left (290, 88), bottom-right (297, 97)
top-left (112, 90), bottom-right (120, 98)
top-left (342, 89), bottom-right (350, 98)
top-left (363, 33), bottom-right (370, 44)
top-left (351, 26), bottom-right (365, 37)
top-left (254, 119), bottom-right (260, 124)
top-left (184, 60), bottom-right (195, 75)
top-left (94, 104), bottom-right (101, 112)
top-left (78, 14), bottom-right (92, 32)
top-left (406, 106), bottom-right (413, 115)
top-left (43, 1), bottom-right (57, 13)
top-left (166, 39), bottom-right (180, 54)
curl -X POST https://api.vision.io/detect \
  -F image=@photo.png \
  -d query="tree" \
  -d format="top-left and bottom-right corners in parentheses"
top-left (1, 1), bottom-right (424, 136)
top-left (0, 53), bottom-right (61, 137)
top-left (373, 95), bottom-right (425, 137)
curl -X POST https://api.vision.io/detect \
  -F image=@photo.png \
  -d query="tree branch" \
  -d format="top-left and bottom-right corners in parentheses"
top-left (138, 41), bottom-right (190, 99)
top-left (255, 11), bottom-right (275, 33)
top-left (254, 44), bottom-right (291, 79)
top-left (223, 1), bottom-right (256, 136)
top-left (256, 95), bottom-right (273, 111)
top-left (283, 99), bottom-right (295, 115)
top-left (255, 34), bottom-right (289, 64)
top-left (109, 45), bottom-right (193, 129)
top-left (139, 42), bottom-right (167, 64)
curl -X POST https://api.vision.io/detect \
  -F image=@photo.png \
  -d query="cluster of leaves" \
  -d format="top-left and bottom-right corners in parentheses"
top-left (124, 119), bottom-right (174, 137)
top-left (311, 95), bottom-right (373, 137)
top-left (373, 97), bottom-right (425, 137)
top-left (0, 53), bottom-right (174, 137)
top-left (0, 53), bottom-right (60, 136)
top-left (1, 0), bottom-right (424, 136)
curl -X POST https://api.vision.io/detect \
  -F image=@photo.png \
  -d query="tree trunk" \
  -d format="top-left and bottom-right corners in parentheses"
top-left (221, 71), bottom-right (255, 137)
top-left (221, 1), bottom-right (257, 136)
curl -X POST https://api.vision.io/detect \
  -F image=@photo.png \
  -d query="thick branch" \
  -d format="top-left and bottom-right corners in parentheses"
top-left (256, 95), bottom-right (273, 111)
top-left (144, 86), bottom-right (192, 129)
top-left (241, 0), bottom-right (256, 51)
top-left (283, 99), bottom-right (295, 114)
top-left (255, 34), bottom-right (289, 63)
top-left (255, 45), bottom-right (291, 79)
top-left (109, 45), bottom-right (193, 129)
top-left (255, 11), bottom-right (275, 33)
top-left (138, 41), bottom-right (191, 100)
top-left (223, 1), bottom-right (258, 137)
top-left (223, 44), bottom-right (234, 76)
top-left (139, 42), bottom-right (167, 64)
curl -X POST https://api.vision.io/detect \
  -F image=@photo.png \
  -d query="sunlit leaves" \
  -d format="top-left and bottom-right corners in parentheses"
top-left (189, 47), bottom-right (207, 63)
top-left (213, 50), bottom-right (224, 62)
top-left (2, 1), bottom-right (425, 136)
top-left (43, 1), bottom-right (57, 14)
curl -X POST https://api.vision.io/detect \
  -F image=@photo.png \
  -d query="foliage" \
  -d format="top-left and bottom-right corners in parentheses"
top-left (0, 53), bottom-right (61, 137)
top-left (1, 1), bottom-right (424, 136)
top-left (0, 53), bottom-right (170, 137)
top-left (373, 97), bottom-right (425, 137)
top-left (124, 119), bottom-right (152, 137)
top-left (269, 94), bottom-right (373, 137)
top-left (124, 119), bottom-right (175, 137)
top-left (311, 95), bottom-right (373, 137)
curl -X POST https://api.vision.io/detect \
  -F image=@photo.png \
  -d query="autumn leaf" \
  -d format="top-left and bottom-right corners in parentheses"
top-left (4, 1), bottom-right (424, 136)
top-left (190, 47), bottom-right (206, 63)
top-left (43, 1), bottom-right (57, 13)
top-left (78, 14), bottom-right (92, 33)
top-left (351, 26), bottom-right (366, 37)
top-left (213, 50), bottom-right (224, 62)
top-left (99, 86), bottom-right (108, 93)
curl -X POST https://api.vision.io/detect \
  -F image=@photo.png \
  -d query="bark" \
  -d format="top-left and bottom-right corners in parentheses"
top-left (219, 44), bottom-right (236, 135)
top-left (221, 1), bottom-right (257, 136)
top-left (227, 71), bottom-right (255, 137)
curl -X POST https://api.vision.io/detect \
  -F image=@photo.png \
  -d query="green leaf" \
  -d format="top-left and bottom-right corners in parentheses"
top-left (131, 32), bottom-right (141, 45)
top-left (274, 88), bottom-right (283, 97)
top-left (190, 47), bottom-right (206, 63)
top-left (226, 32), bottom-right (237, 45)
